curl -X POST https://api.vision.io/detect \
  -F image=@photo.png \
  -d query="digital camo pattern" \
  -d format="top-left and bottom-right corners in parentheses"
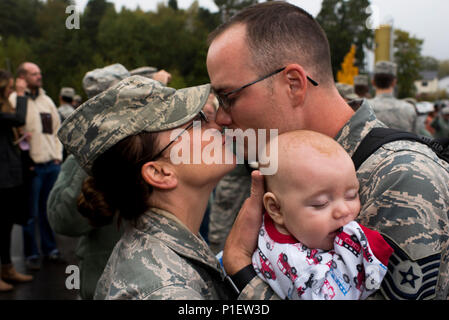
top-left (374, 61), bottom-right (397, 76)
top-left (82, 63), bottom-right (130, 99)
top-left (247, 100), bottom-right (449, 300)
top-left (58, 75), bottom-right (211, 174)
top-left (208, 164), bottom-right (252, 254)
top-left (238, 276), bottom-right (280, 300)
top-left (368, 93), bottom-right (418, 133)
top-left (335, 100), bottom-right (449, 300)
top-left (94, 208), bottom-right (233, 300)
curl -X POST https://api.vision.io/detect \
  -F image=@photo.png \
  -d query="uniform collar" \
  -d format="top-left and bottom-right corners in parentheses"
top-left (334, 99), bottom-right (387, 157)
top-left (375, 92), bottom-right (395, 99)
top-left (136, 208), bottom-right (224, 275)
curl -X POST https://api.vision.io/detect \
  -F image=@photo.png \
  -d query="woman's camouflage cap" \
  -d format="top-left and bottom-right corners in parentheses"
top-left (58, 75), bottom-right (211, 174)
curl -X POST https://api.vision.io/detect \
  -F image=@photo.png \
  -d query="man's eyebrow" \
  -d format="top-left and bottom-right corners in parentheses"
top-left (211, 85), bottom-right (226, 94)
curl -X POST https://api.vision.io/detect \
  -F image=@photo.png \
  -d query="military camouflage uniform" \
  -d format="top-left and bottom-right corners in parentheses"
top-left (369, 93), bottom-right (418, 133)
top-left (208, 164), bottom-right (252, 254)
top-left (47, 155), bottom-right (123, 299)
top-left (94, 208), bottom-right (233, 299)
top-left (369, 61), bottom-right (418, 134)
top-left (58, 76), bottom-right (227, 300)
top-left (48, 64), bottom-right (134, 299)
top-left (240, 100), bottom-right (449, 300)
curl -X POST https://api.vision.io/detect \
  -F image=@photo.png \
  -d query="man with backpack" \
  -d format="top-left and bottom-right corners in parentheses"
top-left (210, 2), bottom-right (449, 300)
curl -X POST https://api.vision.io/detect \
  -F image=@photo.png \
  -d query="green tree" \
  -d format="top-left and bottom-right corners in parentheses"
top-left (316, 0), bottom-right (373, 78)
top-left (438, 60), bottom-right (449, 79)
top-left (393, 29), bottom-right (423, 98)
top-left (420, 56), bottom-right (439, 71)
top-left (0, 36), bottom-right (34, 73)
top-left (0, 0), bottom-right (43, 40)
top-left (214, 0), bottom-right (258, 22)
top-left (168, 0), bottom-right (178, 11)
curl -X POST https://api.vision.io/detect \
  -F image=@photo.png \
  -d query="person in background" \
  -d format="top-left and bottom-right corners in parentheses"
top-left (9, 62), bottom-right (63, 271)
top-left (72, 94), bottom-right (82, 109)
top-left (336, 83), bottom-right (359, 102)
top-left (48, 63), bottom-right (131, 299)
top-left (58, 87), bottom-right (75, 123)
top-left (431, 105), bottom-right (449, 138)
top-left (0, 70), bottom-right (33, 292)
top-left (354, 75), bottom-right (371, 99)
top-left (368, 61), bottom-right (418, 133)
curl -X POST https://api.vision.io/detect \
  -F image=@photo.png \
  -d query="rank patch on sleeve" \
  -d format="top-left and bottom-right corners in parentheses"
top-left (380, 238), bottom-right (440, 300)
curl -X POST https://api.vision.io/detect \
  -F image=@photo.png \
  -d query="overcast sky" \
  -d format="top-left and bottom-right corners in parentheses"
top-left (75, 0), bottom-right (449, 62)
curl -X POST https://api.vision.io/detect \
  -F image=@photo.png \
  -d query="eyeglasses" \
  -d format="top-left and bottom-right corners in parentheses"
top-left (147, 110), bottom-right (209, 162)
top-left (214, 67), bottom-right (319, 110)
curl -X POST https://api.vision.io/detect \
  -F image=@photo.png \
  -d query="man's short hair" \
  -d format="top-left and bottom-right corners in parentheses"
top-left (355, 85), bottom-right (369, 96)
top-left (208, 2), bottom-right (334, 86)
top-left (373, 73), bottom-right (395, 89)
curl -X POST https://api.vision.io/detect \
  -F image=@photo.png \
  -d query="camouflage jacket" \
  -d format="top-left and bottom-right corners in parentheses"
top-left (94, 208), bottom-right (234, 300)
top-left (47, 155), bottom-right (123, 299)
top-left (240, 100), bottom-right (449, 300)
top-left (368, 93), bottom-right (418, 133)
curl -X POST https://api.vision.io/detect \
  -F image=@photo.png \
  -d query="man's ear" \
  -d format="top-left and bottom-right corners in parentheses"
top-left (284, 64), bottom-right (308, 105)
top-left (263, 192), bottom-right (284, 227)
top-left (141, 161), bottom-right (177, 190)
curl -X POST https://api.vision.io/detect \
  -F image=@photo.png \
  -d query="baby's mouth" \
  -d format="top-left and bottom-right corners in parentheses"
top-left (328, 227), bottom-right (344, 237)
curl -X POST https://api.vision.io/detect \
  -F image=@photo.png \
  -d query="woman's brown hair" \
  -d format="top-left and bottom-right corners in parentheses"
top-left (0, 69), bottom-right (21, 141)
top-left (77, 131), bottom-right (158, 227)
top-left (0, 69), bottom-right (13, 113)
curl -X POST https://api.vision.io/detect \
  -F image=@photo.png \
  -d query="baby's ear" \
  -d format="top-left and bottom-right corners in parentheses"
top-left (263, 192), bottom-right (284, 226)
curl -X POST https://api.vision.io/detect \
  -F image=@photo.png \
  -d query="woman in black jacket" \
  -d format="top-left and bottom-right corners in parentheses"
top-left (0, 69), bottom-right (33, 292)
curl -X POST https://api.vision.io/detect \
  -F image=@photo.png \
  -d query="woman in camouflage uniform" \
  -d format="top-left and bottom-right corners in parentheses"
top-left (58, 75), bottom-right (236, 299)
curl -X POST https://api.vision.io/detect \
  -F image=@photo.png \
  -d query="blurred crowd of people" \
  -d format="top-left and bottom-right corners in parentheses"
top-left (0, 61), bottom-right (174, 294)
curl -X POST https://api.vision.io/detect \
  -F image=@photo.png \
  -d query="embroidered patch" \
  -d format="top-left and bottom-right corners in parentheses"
top-left (380, 238), bottom-right (440, 300)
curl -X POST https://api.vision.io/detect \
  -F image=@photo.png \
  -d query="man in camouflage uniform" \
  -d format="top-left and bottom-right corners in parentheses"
top-left (336, 82), bottom-right (359, 102)
top-left (58, 87), bottom-right (76, 123)
top-left (207, 2), bottom-right (449, 300)
top-left (58, 76), bottom-right (234, 300)
top-left (354, 74), bottom-right (371, 99)
top-left (369, 61), bottom-right (418, 133)
top-left (48, 63), bottom-right (131, 299)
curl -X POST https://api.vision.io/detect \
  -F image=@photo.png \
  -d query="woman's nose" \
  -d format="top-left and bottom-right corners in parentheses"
top-left (215, 106), bottom-right (232, 127)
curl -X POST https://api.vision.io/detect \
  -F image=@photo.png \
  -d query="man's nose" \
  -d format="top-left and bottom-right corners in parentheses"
top-left (215, 106), bottom-right (232, 127)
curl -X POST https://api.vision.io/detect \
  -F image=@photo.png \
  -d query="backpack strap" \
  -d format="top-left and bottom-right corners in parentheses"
top-left (351, 127), bottom-right (447, 170)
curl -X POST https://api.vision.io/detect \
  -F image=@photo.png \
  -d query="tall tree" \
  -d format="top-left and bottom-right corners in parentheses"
top-left (168, 0), bottom-right (178, 11)
top-left (214, 0), bottom-right (258, 22)
top-left (393, 29), bottom-right (423, 98)
top-left (82, 0), bottom-right (114, 47)
top-left (316, 0), bottom-right (373, 79)
top-left (0, 0), bottom-right (43, 40)
top-left (439, 60), bottom-right (449, 79)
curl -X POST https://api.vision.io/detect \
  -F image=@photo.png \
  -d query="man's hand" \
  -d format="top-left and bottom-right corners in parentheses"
top-left (151, 70), bottom-right (172, 86)
top-left (223, 170), bottom-right (265, 276)
top-left (15, 78), bottom-right (27, 96)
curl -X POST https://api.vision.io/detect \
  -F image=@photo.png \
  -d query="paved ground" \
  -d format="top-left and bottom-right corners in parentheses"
top-left (0, 225), bottom-right (80, 300)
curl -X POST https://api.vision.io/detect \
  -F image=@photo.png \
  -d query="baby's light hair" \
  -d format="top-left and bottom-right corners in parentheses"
top-left (264, 130), bottom-right (351, 193)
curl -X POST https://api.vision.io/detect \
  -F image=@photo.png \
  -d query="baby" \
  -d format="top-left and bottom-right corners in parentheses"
top-left (252, 130), bottom-right (393, 300)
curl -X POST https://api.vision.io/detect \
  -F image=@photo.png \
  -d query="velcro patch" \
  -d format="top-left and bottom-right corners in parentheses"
top-left (380, 238), bottom-right (440, 300)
